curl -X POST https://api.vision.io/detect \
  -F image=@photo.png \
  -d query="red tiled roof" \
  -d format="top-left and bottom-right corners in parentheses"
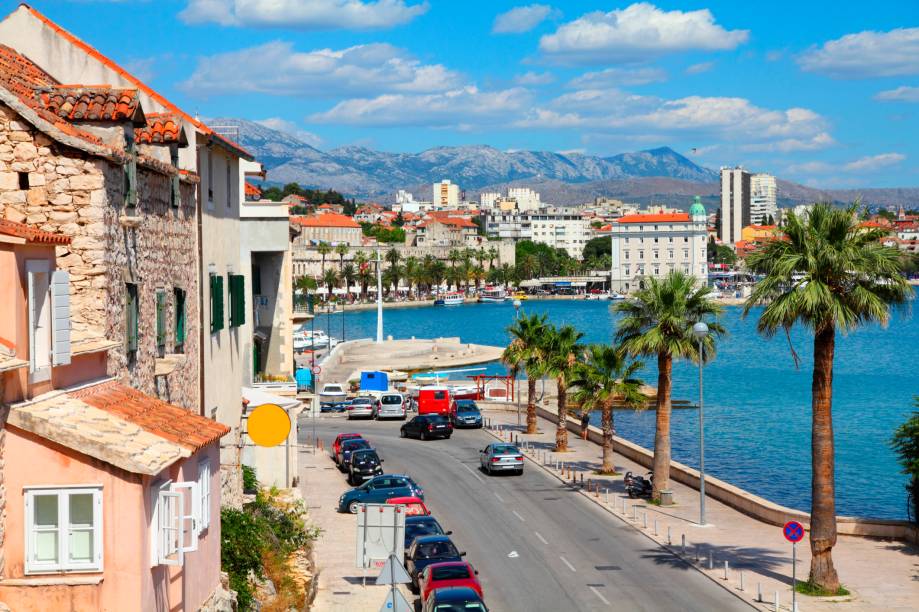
top-left (135, 112), bottom-right (185, 145)
top-left (0, 218), bottom-right (71, 244)
top-left (244, 181), bottom-right (261, 197)
top-left (291, 213), bottom-right (361, 229)
top-left (68, 380), bottom-right (229, 452)
top-left (617, 213), bottom-right (691, 224)
top-left (39, 85), bottom-right (143, 123)
top-left (20, 4), bottom-right (252, 160)
top-left (746, 224), bottom-right (777, 231)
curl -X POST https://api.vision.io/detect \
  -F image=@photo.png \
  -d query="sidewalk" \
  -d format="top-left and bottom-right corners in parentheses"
top-left (482, 407), bottom-right (919, 612)
top-left (298, 443), bottom-right (413, 612)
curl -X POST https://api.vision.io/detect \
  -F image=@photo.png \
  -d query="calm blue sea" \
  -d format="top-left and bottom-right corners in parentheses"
top-left (314, 295), bottom-right (918, 520)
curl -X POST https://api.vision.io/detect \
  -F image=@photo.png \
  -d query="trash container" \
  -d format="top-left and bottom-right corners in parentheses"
top-left (660, 490), bottom-right (674, 506)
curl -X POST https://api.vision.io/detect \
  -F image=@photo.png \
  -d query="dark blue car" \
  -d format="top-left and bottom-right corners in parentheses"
top-left (404, 515), bottom-right (450, 556)
top-left (405, 535), bottom-right (465, 589)
top-left (422, 586), bottom-right (488, 612)
top-left (452, 399), bottom-right (483, 428)
top-left (338, 474), bottom-right (424, 514)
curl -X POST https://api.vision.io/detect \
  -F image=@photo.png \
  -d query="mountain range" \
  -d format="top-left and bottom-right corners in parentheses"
top-left (213, 118), bottom-right (919, 208)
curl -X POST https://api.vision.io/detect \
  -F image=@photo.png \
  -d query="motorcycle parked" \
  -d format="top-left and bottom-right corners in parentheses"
top-left (624, 471), bottom-right (653, 498)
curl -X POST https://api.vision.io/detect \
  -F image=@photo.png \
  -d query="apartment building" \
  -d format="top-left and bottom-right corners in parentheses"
top-left (609, 200), bottom-right (708, 293)
top-left (719, 166), bottom-right (751, 245)
top-left (751, 173), bottom-right (777, 225)
top-left (507, 187), bottom-right (541, 211)
top-left (484, 208), bottom-right (591, 259)
top-left (412, 216), bottom-right (480, 248)
top-left (433, 179), bottom-right (460, 208)
top-left (291, 213), bottom-right (363, 246)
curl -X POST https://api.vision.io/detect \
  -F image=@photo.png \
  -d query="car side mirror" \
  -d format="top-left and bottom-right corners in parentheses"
top-left (474, 570), bottom-right (479, 575)
top-left (380, 459), bottom-right (385, 463)
top-left (460, 551), bottom-right (467, 557)
top-left (445, 530), bottom-right (453, 535)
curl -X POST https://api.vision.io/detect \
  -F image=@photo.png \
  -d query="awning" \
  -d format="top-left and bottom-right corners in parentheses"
top-left (242, 386), bottom-right (301, 411)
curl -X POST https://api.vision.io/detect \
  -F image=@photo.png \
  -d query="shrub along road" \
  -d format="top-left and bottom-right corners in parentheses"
top-left (300, 415), bottom-right (751, 611)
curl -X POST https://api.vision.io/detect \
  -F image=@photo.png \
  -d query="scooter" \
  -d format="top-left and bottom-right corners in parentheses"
top-left (624, 471), bottom-right (653, 498)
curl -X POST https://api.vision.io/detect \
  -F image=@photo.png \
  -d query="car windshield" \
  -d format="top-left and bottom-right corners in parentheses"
top-left (456, 402), bottom-right (479, 413)
top-left (426, 415), bottom-right (448, 424)
top-left (381, 395), bottom-right (402, 404)
top-left (324, 385), bottom-right (343, 393)
top-left (352, 398), bottom-right (373, 405)
top-left (433, 603), bottom-right (485, 612)
top-left (416, 541), bottom-right (459, 559)
top-left (353, 451), bottom-right (378, 465)
top-left (343, 440), bottom-right (371, 451)
top-left (491, 445), bottom-right (518, 455)
top-left (432, 565), bottom-right (471, 580)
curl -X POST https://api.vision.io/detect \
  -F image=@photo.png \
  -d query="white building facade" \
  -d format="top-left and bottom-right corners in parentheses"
top-left (433, 180), bottom-right (460, 208)
top-left (484, 208), bottom-right (591, 259)
top-left (750, 173), bottom-right (777, 225)
top-left (479, 191), bottom-right (501, 210)
top-left (719, 166), bottom-right (752, 245)
top-left (507, 187), bottom-right (541, 211)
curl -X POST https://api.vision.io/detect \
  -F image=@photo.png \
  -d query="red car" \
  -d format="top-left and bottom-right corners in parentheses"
top-left (418, 561), bottom-right (483, 603)
top-left (332, 433), bottom-right (362, 457)
top-left (386, 496), bottom-right (430, 516)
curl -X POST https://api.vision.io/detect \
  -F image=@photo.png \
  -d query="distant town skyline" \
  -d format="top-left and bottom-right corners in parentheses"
top-left (47, 1), bottom-right (919, 187)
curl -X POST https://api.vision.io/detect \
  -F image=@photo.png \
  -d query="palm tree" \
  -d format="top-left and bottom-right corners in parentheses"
top-left (542, 324), bottom-right (584, 452)
top-left (744, 203), bottom-right (910, 591)
top-left (403, 256), bottom-right (420, 299)
top-left (385, 248), bottom-right (402, 295)
top-left (487, 246), bottom-right (499, 270)
top-left (341, 263), bottom-right (356, 299)
top-left (317, 241), bottom-right (332, 273)
top-left (503, 313), bottom-right (549, 434)
top-left (570, 345), bottom-right (644, 474)
top-left (354, 252), bottom-right (370, 300)
top-left (447, 248), bottom-right (462, 277)
top-left (335, 243), bottom-right (350, 272)
top-left (614, 271), bottom-right (724, 502)
top-left (472, 265), bottom-right (486, 290)
top-left (501, 263), bottom-right (515, 287)
top-left (446, 266), bottom-right (463, 292)
top-left (321, 267), bottom-right (338, 302)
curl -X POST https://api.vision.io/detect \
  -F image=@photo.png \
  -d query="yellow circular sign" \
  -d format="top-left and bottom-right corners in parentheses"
top-left (248, 404), bottom-right (291, 447)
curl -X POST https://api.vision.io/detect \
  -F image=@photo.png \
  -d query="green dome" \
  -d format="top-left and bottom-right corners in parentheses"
top-left (689, 195), bottom-right (706, 217)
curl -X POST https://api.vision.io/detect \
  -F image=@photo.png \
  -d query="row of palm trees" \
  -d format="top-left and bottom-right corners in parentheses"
top-left (501, 203), bottom-right (912, 593)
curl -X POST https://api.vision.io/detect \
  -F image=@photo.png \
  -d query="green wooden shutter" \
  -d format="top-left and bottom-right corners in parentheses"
top-left (155, 290), bottom-right (166, 348)
top-left (210, 275), bottom-right (224, 333)
top-left (174, 288), bottom-right (185, 350)
top-left (230, 274), bottom-right (245, 327)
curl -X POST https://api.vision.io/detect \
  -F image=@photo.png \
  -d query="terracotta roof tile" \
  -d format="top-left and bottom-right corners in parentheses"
top-left (0, 218), bottom-right (71, 244)
top-left (617, 213), bottom-right (692, 224)
top-left (68, 380), bottom-right (229, 453)
top-left (39, 85), bottom-right (143, 123)
top-left (291, 213), bottom-right (361, 229)
top-left (244, 181), bottom-right (261, 197)
top-left (135, 112), bottom-right (185, 145)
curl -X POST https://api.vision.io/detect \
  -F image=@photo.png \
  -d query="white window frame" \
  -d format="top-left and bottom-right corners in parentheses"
top-left (150, 479), bottom-right (200, 567)
top-left (24, 486), bottom-right (103, 574)
top-left (198, 459), bottom-right (212, 532)
top-left (26, 260), bottom-right (51, 382)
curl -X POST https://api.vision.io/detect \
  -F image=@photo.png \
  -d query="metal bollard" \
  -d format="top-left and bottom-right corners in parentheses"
top-left (632, 505), bottom-right (637, 520)
top-left (757, 583), bottom-right (762, 602)
top-left (621, 498), bottom-right (626, 513)
top-left (739, 571), bottom-right (744, 591)
top-left (667, 526), bottom-right (672, 545)
top-left (643, 513), bottom-right (647, 529)
top-left (654, 519), bottom-right (658, 536)
top-left (605, 489), bottom-right (610, 504)
top-left (708, 550), bottom-right (713, 569)
top-left (681, 534), bottom-right (686, 555)
top-left (723, 560), bottom-right (728, 580)
top-left (773, 592), bottom-right (779, 612)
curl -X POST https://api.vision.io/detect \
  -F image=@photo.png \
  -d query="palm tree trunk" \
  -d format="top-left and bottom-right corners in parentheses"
top-left (600, 399), bottom-right (615, 474)
top-left (652, 351), bottom-right (673, 501)
top-left (809, 323), bottom-right (840, 591)
top-left (554, 377), bottom-right (568, 452)
top-left (526, 377), bottom-right (537, 434)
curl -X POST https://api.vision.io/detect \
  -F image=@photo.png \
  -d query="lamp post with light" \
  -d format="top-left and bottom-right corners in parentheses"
top-left (693, 321), bottom-right (709, 525)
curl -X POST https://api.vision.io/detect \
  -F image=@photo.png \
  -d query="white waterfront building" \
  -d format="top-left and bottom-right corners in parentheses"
top-left (484, 207), bottom-right (591, 259)
top-left (609, 199), bottom-right (708, 293)
top-left (751, 173), bottom-right (777, 225)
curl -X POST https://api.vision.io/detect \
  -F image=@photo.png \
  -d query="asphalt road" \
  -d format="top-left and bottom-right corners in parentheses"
top-left (300, 414), bottom-right (751, 612)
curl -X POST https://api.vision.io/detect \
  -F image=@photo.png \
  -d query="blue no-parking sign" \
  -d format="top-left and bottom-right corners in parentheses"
top-left (783, 520), bottom-right (804, 543)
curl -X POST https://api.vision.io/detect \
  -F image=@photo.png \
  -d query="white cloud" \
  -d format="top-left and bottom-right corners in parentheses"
top-left (844, 153), bottom-right (905, 172)
top-left (685, 61), bottom-right (714, 75)
top-left (567, 66), bottom-right (666, 88)
top-left (557, 148), bottom-right (586, 155)
top-left (254, 118), bottom-right (323, 146)
top-left (492, 4), bottom-right (553, 34)
top-left (539, 3), bottom-right (748, 64)
top-left (180, 0), bottom-right (428, 30)
top-left (798, 28), bottom-right (919, 78)
top-left (514, 71), bottom-right (555, 85)
top-left (309, 86), bottom-right (532, 127)
top-left (785, 160), bottom-right (833, 175)
top-left (743, 132), bottom-right (836, 152)
top-left (180, 41), bottom-right (457, 96)
top-left (875, 86), bottom-right (919, 102)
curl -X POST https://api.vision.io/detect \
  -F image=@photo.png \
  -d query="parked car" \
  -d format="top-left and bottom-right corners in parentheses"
top-left (479, 443), bottom-right (524, 475)
top-left (401, 414), bottom-right (453, 440)
top-left (377, 392), bottom-right (407, 420)
top-left (347, 448), bottom-right (383, 485)
top-left (451, 399), bottom-right (483, 428)
top-left (332, 433), bottom-right (362, 458)
top-left (337, 438), bottom-right (372, 469)
top-left (404, 516), bottom-right (449, 555)
top-left (338, 474), bottom-right (424, 514)
top-left (385, 496), bottom-right (430, 516)
top-left (419, 561), bottom-right (483, 604)
top-left (347, 395), bottom-right (380, 420)
top-left (405, 535), bottom-right (465, 589)
top-left (422, 586), bottom-right (488, 612)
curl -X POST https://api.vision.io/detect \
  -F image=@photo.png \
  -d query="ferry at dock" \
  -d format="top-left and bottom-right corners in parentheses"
top-left (433, 291), bottom-right (465, 306)
top-left (478, 286), bottom-right (508, 303)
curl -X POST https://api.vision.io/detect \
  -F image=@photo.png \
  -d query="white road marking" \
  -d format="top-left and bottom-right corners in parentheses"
top-left (512, 510), bottom-right (525, 522)
top-left (590, 586), bottom-right (611, 606)
top-left (534, 531), bottom-right (548, 545)
top-left (494, 491), bottom-right (505, 503)
top-left (560, 555), bottom-right (576, 572)
top-left (460, 462), bottom-right (485, 483)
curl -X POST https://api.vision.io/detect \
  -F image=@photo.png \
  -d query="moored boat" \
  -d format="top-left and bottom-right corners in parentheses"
top-left (478, 286), bottom-right (507, 303)
top-left (434, 291), bottom-right (465, 306)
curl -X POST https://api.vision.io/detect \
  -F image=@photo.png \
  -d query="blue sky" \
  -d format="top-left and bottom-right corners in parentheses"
top-left (40, 1), bottom-right (919, 187)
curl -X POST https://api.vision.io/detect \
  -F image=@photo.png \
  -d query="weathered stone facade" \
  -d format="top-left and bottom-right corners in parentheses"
top-left (0, 103), bottom-right (200, 410)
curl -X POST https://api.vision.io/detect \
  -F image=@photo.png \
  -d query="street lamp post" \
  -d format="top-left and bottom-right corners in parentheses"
top-left (513, 298), bottom-right (522, 425)
top-left (693, 321), bottom-right (709, 526)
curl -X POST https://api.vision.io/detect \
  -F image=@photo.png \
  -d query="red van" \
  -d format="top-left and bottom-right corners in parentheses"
top-left (416, 386), bottom-right (452, 416)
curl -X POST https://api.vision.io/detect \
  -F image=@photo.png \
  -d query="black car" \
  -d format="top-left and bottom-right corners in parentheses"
top-left (422, 586), bottom-right (488, 612)
top-left (405, 535), bottom-right (465, 589)
top-left (404, 515), bottom-right (450, 557)
top-left (347, 448), bottom-right (384, 485)
top-left (452, 399), bottom-right (483, 428)
top-left (401, 414), bottom-right (453, 440)
top-left (337, 438), bottom-right (372, 471)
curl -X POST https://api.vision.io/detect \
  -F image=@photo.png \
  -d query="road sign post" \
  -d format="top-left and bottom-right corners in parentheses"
top-left (783, 521), bottom-right (805, 612)
top-left (376, 553), bottom-right (412, 612)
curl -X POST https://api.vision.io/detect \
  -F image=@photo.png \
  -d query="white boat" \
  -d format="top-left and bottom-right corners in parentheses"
top-left (434, 291), bottom-right (465, 306)
top-left (478, 286), bottom-right (507, 303)
top-left (319, 383), bottom-right (348, 405)
top-left (293, 329), bottom-right (333, 350)
top-left (609, 292), bottom-right (626, 301)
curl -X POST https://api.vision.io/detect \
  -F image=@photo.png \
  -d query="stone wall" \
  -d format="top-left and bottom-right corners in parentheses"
top-left (0, 103), bottom-right (200, 411)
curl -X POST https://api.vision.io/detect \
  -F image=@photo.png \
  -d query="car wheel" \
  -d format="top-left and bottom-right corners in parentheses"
top-left (348, 500), bottom-right (361, 514)
top-left (444, 434), bottom-right (451, 440)
top-left (420, 431), bottom-right (427, 441)
top-left (400, 429), bottom-right (406, 438)
top-left (516, 469), bottom-right (524, 476)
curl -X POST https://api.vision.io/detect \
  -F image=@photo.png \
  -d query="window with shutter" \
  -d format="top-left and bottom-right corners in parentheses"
top-left (125, 283), bottom-right (138, 364)
top-left (124, 135), bottom-right (137, 210)
top-left (155, 289), bottom-right (166, 354)
top-left (26, 260), bottom-right (51, 381)
top-left (210, 275), bottom-right (224, 333)
top-left (174, 288), bottom-right (186, 353)
top-left (50, 270), bottom-right (71, 366)
top-left (229, 274), bottom-right (245, 327)
top-left (170, 147), bottom-right (181, 209)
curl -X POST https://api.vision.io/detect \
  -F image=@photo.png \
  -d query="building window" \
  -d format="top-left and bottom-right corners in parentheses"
top-left (124, 133), bottom-right (137, 210)
top-left (18, 171), bottom-right (29, 190)
top-left (229, 274), bottom-right (246, 328)
top-left (638, 251), bottom-right (644, 260)
top-left (25, 487), bottom-right (102, 574)
top-left (668, 250), bottom-right (674, 259)
top-left (683, 249), bottom-right (689, 258)
top-left (126, 283), bottom-right (138, 365)
top-left (226, 164), bottom-right (231, 209)
top-left (155, 289), bottom-right (167, 356)
top-left (174, 288), bottom-right (186, 353)
top-left (150, 481), bottom-right (199, 568)
top-left (669, 237), bottom-right (674, 243)
top-left (170, 147), bottom-right (180, 209)
top-left (653, 251), bottom-right (659, 259)
top-left (252, 265), bottom-right (262, 295)
top-left (209, 274), bottom-right (224, 333)
top-left (207, 151), bottom-right (213, 204)
top-left (198, 459), bottom-right (212, 531)
top-left (624, 251), bottom-right (629, 260)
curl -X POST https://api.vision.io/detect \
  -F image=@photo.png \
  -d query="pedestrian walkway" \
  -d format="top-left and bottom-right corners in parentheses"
top-left (482, 407), bottom-right (919, 612)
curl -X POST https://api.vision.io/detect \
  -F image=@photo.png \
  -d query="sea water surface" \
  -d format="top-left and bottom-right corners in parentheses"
top-left (315, 297), bottom-right (918, 520)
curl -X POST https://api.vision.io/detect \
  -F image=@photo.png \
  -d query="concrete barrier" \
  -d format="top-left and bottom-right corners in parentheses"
top-left (529, 404), bottom-right (919, 545)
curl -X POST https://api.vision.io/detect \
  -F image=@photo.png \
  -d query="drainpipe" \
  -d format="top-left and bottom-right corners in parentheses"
top-left (196, 143), bottom-right (206, 417)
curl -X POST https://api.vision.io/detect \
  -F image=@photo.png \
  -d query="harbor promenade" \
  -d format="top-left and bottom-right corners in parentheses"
top-left (480, 406), bottom-right (919, 611)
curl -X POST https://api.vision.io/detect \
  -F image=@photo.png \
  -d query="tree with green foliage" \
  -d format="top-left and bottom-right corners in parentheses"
top-left (316, 241), bottom-right (332, 274)
top-left (341, 263), bottom-right (356, 298)
top-left (360, 222), bottom-right (406, 243)
top-left (583, 236), bottom-right (612, 261)
top-left (403, 256), bottom-right (420, 298)
top-left (321, 268), bottom-right (338, 300)
top-left (891, 399), bottom-right (919, 524)
top-left (503, 313), bottom-right (550, 434)
top-left (542, 324), bottom-right (584, 452)
top-left (515, 240), bottom-right (575, 279)
top-left (335, 243), bottom-right (350, 272)
top-left (571, 345), bottom-right (645, 474)
top-left (385, 248), bottom-right (402, 294)
top-left (707, 236), bottom-right (737, 265)
top-left (745, 203), bottom-right (910, 591)
top-left (615, 271), bottom-right (724, 502)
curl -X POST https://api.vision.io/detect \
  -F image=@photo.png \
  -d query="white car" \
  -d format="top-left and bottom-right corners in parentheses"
top-left (377, 393), bottom-right (407, 420)
top-left (347, 396), bottom-right (379, 420)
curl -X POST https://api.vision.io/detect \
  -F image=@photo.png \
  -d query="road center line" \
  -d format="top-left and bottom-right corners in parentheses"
top-left (459, 462), bottom-right (484, 483)
top-left (534, 531), bottom-right (548, 545)
top-left (494, 491), bottom-right (505, 503)
top-left (589, 586), bottom-right (611, 606)
top-left (512, 510), bottom-right (525, 522)
top-left (560, 555), bottom-right (576, 572)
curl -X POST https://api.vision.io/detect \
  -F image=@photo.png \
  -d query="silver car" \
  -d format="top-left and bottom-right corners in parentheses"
top-left (377, 393), bottom-right (407, 420)
top-left (479, 443), bottom-right (524, 475)
top-left (347, 396), bottom-right (379, 420)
